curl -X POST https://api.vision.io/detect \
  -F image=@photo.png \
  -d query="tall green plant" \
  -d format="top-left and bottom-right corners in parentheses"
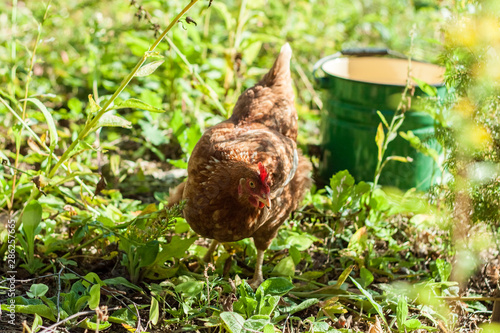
top-left (17, 201), bottom-right (43, 274)
top-left (0, 0), bottom-right (203, 258)
top-left (372, 32), bottom-right (417, 189)
top-left (48, 0), bottom-right (201, 178)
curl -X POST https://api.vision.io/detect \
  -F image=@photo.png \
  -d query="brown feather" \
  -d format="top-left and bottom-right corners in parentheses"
top-left (167, 182), bottom-right (185, 207)
top-left (181, 43), bottom-right (312, 285)
top-left (229, 43), bottom-right (297, 140)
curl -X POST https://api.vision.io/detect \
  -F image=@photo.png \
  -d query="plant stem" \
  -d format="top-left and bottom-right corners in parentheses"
top-left (0, 96), bottom-right (99, 205)
top-left (9, 0), bottom-right (17, 96)
top-left (166, 37), bottom-right (226, 116)
top-left (234, 0), bottom-right (248, 50)
top-left (48, 0), bottom-right (200, 178)
top-left (10, 1), bottom-right (51, 212)
top-left (372, 31), bottom-right (416, 189)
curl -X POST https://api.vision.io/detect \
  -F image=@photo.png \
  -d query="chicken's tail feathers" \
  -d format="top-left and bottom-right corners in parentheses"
top-left (260, 43), bottom-right (292, 87)
top-left (280, 43), bottom-right (292, 58)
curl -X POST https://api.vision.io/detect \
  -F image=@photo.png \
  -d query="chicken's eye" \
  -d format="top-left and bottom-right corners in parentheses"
top-left (249, 181), bottom-right (255, 188)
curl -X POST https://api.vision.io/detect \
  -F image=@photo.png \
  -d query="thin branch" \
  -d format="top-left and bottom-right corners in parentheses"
top-left (48, 0), bottom-right (200, 178)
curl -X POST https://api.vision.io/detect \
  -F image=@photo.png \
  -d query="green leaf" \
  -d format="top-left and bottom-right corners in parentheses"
top-left (169, 109), bottom-right (185, 135)
top-left (259, 277), bottom-right (294, 296)
top-left (23, 98), bottom-right (58, 150)
top-left (399, 131), bottom-right (440, 164)
top-left (156, 236), bottom-right (196, 262)
top-left (17, 304), bottom-right (55, 321)
top-left (234, 296), bottom-right (258, 318)
top-left (68, 97), bottom-right (83, 113)
top-left (387, 155), bottom-right (412, 163)
top-left (317, 297), bottom-right (347, 318)
top-left (109, 308), bottom-right (138, 326)
top-left (397, 296), bottom-right (408, 333)
top-left (103, 277), bottom-right (142, 292)
top-left (386, 131), bottom-right (398, 145)
top-left (435, 258), bottom-right (452, 282)
top-left (79, 318), bottom-right (111, 330)
top-left (404, 318), bottom-right (423, 330)
top-left (72, 225), bottom-right (88, 245)
top-left (412, 77), bottom-right (438, 97)
top-left (94, 113), bottom-right (132, 129)
top-left (300, 271), bottom-right (325, 281)
top-left (174, 219), bottom-right (190, 234)
top-left (271, 256), bottom-right (295, 277)
top-left (27, 284), bottom-right (49, 298)
top-left (82, 272), bottom-right (105, 287)
top-left (167, 159), bottom-right (188, 169)
top-left (113, 98), bottom-right (164, 113)
top-left (263, 324), bottom-right (275, 333)
top-left (137, 240), bottom-right (160, 268)
top-left (376, 110), bottom-right (389, 129)
top-left (310, 321), bottom-right (330, 331)
top-left (350, 277), bottom-right (388, 328)
top-left (279, 298), bottom-right (319, 316)
top-left (375, 122), bottom-right (385, 162)
top-left (329, 170), bottom-right (355, 213)
top-left (242, 41), bottom-right (262, 65)
top-left (88, 94), bottom-right (101, 113)
top-left (135, 60), bottom-right (165, 77)
top-left (22, 200), bottom-right (42, 259)
top-left (3, 298), bottom-right (56, 321)
top-left (32, 313), bottom-right (43, 333)
top-left (354, 181), bottom-right (371, 197)
top-left (369, 188), bottom-right (390, 211)
top-left (335, 265), bottom-right (354, 287)
top-left (289, 246), bottom-right (301, 265)
top-left (220, 311), bottom-right (245, 333)
top-left (238, 280), bottom-right (254, 298)
top-left (286, 234), bottom-right (316, 251)
top-left (139, 119), bottom-right (168, 146)
top-left (258, 295), bottom-right (280, 316)
top-left (360, 267), bottom-right (374, 288)
top-left (174, 280), bottom-right (204, 298)
top-left (20, 259), bottom-right (45, 274)
top-left (150, 297), bottom-right (159, 325)
top-left (243, 316), bottom-right (271, 331)
top-left (88, 284), bottom-right (100, 310)
top-left (211, 2), bottom-right (236, 31)
top-left (75, 296), bottom-right (90, 313)
top-left (347, 227), bottom-right (367, 254)
top-left (22, 200), bottom-right (42, 238)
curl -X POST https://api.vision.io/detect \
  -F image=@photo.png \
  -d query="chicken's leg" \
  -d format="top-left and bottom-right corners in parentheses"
top-left (203, 240), bottom-right (219, 262)
top-left (248, 249), bottom-right (265, 289)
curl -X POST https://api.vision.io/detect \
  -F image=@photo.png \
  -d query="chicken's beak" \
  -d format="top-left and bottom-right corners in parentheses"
top-left (259, 193), bottom-right (271, 209)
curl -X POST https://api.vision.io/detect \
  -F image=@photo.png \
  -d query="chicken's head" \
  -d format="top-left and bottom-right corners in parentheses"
top-left (238, 162), bottom-right (271, 209)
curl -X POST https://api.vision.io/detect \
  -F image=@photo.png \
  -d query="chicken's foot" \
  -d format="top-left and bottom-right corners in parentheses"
top-left (248, 249), bottom-right (265, 289)
top-left (203, 240), bottom-right (219, 262)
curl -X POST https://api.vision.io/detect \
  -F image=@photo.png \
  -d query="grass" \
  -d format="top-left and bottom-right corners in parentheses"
top-left (1, 0), bottom-right (499, 332)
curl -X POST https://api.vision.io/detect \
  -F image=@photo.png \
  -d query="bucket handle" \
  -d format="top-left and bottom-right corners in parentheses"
top-left (312, 51), bottom-right (342, 86)
top-left (313, 48), bottom-right (406, 86)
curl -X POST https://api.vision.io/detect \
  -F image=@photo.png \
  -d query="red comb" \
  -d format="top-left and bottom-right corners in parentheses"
top-left (258, 162), bottom-right (270, 191)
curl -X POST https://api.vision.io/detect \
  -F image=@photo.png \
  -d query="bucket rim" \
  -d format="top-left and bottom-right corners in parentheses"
top-left (320, 66), bottom-right (446, 88)
top-left (313, 51), bottom-right (446, 88)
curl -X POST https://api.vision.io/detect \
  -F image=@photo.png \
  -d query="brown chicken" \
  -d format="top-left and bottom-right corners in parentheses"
top-left (177, 44), bottom-right (311, 288)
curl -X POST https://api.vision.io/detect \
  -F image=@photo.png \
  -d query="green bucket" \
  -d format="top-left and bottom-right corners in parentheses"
top-left (314, 49), bottom-right (446, 190)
